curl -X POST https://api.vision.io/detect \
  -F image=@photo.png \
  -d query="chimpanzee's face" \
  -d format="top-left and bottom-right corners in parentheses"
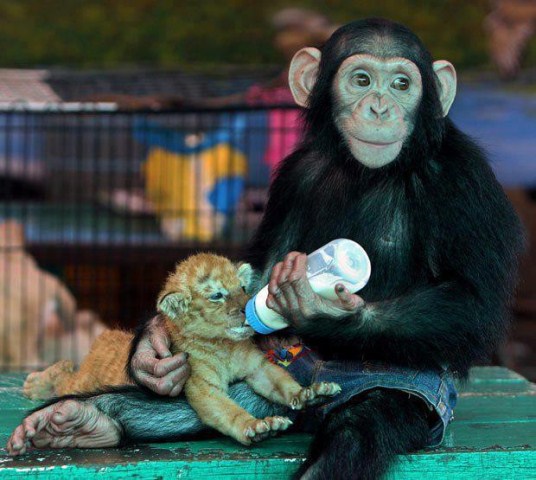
top-left (332, 54), bottom-right (422, 169)
top-left (288, 45), bottom-right (456, 170)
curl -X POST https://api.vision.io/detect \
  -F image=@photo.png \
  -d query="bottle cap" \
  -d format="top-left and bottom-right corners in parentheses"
top-left (245, 296), bottom-right (277, 335)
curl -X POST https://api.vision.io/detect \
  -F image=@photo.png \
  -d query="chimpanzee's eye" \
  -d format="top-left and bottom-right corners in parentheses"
top-left (209, 292), bottom-right (224, 301)
top-left (352, 73), bottom-right (371, 88)
top-left (391, 77), bottom-right (410, 91)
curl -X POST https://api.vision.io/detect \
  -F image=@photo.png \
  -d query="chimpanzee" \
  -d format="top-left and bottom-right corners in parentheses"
top-left (7, 18), bottom-right (523, 480)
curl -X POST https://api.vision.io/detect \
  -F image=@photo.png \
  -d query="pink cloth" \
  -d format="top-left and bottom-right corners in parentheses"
top-left (245, 84), bottom-right (302, 171)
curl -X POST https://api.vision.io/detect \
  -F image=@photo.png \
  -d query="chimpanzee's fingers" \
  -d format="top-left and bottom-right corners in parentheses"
top-left (132, 370), bottom-right (159, 392)
top-left (288, 254), bottom-right (312, 295)
top-left (272, 283), bottom-right (290, 312)
top-left (277, 252), bottom-right (302, 288)
top-left (266, 293), bottom-right (284, 315)
top-left (154, 365), bottom-right (190, 396)
top-left (7, 425), bottom-right (27, 455)
top-left (267, 253), bottom-right (303, 314)
top-left (133, 351), bottom-right (159, 377)
top-left (281, 253), bottom-right (317, 317)
top-left (272, 252), bottom-right (297, 313)
top-left (168, 384), bottom-right (184, 398)
top-left (153, 353), bottom-right (189, 377)
top-left (268, 262), bottom-right (283, 296)
top-left (168, 364), bottom-right (192, 397)
top-left (25, 405), bottom-right (55, 439)
top-left (276, 253), bottom-right (304, 310)
top-left (137, 371), bottom-right (178, 396)
top-left (280, 253), bottom-right (303, 309)
top-left (334, 284), bottom-right (365, 311)
top-left (150, 333), bottom-right (172, 359)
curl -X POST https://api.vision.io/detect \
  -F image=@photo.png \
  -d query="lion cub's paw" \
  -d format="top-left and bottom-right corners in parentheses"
top-left (242, 416), bottom-right (293, 445)
top-left (23, 360), bottom-right (74, 400)
top-left (290, 382), bottom-right (342, 410)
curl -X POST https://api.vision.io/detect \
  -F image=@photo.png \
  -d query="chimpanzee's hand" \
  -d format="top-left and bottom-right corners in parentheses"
top-left (130, 315), bottom-right (191, 396)
top-left (266, 252), bottom-right (365, 329)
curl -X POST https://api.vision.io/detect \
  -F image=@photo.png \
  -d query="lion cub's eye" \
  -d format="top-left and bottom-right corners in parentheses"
top-left (209, 292), bottom-right (224, 301)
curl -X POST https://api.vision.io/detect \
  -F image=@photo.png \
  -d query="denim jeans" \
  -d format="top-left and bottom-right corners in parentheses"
top-left (266, 344), bottom-right (457, 447)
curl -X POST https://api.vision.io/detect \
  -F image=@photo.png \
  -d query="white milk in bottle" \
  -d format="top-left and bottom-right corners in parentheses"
top-left (245, 239), bottom-right (371, 334)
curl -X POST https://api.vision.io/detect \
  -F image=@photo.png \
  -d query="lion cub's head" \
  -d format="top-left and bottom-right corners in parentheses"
top-left (157, 253), bottom-right (254, 341)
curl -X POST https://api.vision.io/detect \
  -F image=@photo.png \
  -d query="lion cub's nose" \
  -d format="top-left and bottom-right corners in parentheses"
top-left (240, 308), bottom-right (246, 315)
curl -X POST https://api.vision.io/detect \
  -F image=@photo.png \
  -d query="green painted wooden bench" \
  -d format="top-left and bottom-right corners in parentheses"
top-left (0, 367), bottom-right (535, 479)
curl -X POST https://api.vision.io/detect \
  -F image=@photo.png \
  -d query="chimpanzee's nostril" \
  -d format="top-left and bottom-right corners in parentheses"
top-left (371, 104), bottom-right (388, 116)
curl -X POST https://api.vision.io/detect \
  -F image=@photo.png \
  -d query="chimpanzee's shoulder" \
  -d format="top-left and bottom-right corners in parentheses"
top-left (433, 120), bottom-right (521, 236)
top-left (272, 146), bottom-right (328, 190)
top-left (438, 120), bottom-right (494, 179)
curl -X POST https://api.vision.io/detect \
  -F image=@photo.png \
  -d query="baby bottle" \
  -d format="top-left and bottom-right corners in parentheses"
top-left (245, 239), bottom-right (371, 334)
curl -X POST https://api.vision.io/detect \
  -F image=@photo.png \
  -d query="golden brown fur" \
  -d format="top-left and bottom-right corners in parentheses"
top-left (23, 330), bottom-right (133, 401)
top-left (0, 221), bottom-right (105, 368)
top-left (24, 253), bottom-right (341, 444)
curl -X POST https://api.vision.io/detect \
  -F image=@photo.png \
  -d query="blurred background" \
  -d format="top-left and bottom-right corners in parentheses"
top-left (0, 0), bottom-right (534, 380)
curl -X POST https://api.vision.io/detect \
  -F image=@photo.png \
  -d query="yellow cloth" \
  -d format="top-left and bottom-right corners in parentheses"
top-left (144, 145), bottom-right (247, 241)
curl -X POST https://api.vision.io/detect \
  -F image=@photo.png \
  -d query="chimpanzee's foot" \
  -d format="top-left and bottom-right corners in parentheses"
top-left (290, 382), bottom-right (342, 410)
top-left (7, 399), bottom-right (121, 455)
top-left (23, 360), bottom-right (74, 400)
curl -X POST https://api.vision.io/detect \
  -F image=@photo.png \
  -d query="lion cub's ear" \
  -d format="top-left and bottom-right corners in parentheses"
top-left (237, 263), bottom-right (254, 293)
top-left (157, 289), bottom-right (191, 320)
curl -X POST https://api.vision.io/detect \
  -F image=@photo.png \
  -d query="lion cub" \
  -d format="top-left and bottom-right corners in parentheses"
top-left (24, 253), bottom-right (341, 445)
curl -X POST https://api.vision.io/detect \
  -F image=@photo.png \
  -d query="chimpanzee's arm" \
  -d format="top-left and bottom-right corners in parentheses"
top-left (127, 315), bottom-right (191, 396)
top-left (296, 161), bottom-right (524, 375)
top-left (301, 281), bottom-right (493, 373)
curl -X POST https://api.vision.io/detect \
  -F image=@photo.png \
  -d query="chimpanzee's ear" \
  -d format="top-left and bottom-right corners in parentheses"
top-left (289, 47), bottom-right (322, 108)
top-left (237, 262), bottom-right (254, 292)
top-left (157, 289), bottom-right (191, 320)
top-left (433, 60), bottom-right (457, 117)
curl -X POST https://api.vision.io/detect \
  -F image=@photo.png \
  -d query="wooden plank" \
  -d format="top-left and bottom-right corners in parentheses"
top-left (457, 367), bottom-right (535, 395)
top-left (0, 374), bottom-right (27, 388)
top-left (0, 415), bottom-right (23, 446)
top-left (465, 366), bottom-right (528, 383)
top-left (0, 441), bottom-right (534, 479)
top-left (458, 381), bottom-right (536, 395)
top-left (387, 450), bottom-right (536, 480)
top-left (0, 367), bottom-right (534, 479)
top-left (443, 421), bottom-right (536, 449)
top-left (0, 421), bottom-right (534, 473)
top-left (454, 395), bottom-right (536, 424)
top-left (0, 390), bottom-right (39, 412)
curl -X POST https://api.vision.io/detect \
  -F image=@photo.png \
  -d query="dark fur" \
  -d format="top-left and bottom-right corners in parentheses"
top-left (247, 18), bottom-right (523, 375)
top-left (29, 18), bottom-right (523, 480)
top-left (30, 383), bottom-right (284, 446)
top-left (125, 314), bottom-right (156, 384)
top-left (245, 17), bottom-right (524, 479)
top-left (294, 389), bottom-right (430, 480)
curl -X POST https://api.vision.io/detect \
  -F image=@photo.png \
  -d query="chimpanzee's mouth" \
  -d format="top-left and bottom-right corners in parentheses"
top-left (356, 138), bottom-right (401, 147)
